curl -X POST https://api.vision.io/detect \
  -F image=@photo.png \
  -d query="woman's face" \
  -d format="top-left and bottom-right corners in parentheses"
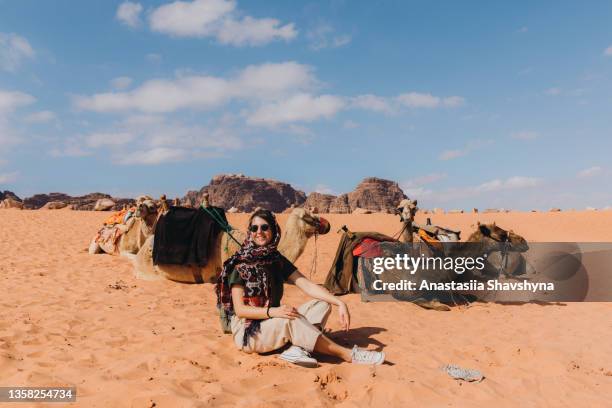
top-left (250, 216), bottom-right (273, 246)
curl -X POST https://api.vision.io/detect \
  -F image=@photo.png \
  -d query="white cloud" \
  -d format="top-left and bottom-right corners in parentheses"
top-left (351, 94), bottom-right (394, 114)
top-left (217, 16), bottom-right (296, 46)
top-left (74, 61), bottom-right (314, 113)
top-left (397, 92), bottom-right (440, 108)
top-left (0, 171), bottom-right (19, 184)
top-left (439, 149), bottom-right (466, 160)
top-left (86, 132), bottom-right (134, 148)
top-left (0, 171), bottom-right (18, 183)
top-left (511, 130), bottom-right (539, 140)
top-left (577, 166), bottom-right (602, 178)
top-left (352, 92), bottom-right (464, 113)
top-left (307, 23), bottom-right (351, 51)
top-left (148, 0), bottom-right (296, 46)
top-left (24, 110), bottom-right (56, 123)
top-left (116, 2), bottom-right (143, 28)
top-left (474, 176), bottom-right (541, 192)
top-left (49, 140), bottom-right (92, 157)
top-left (517, 26), bottom-right (528, 33)
top-left (0, 33), bottom-right (34, 72)
top-left (114, 147), bottom-right (188, 165)
top-left (442, 96), bottom-right (465, 107)
top-left (545, 87), bottom-right (561, 95)
top-left (438, 139), bottom-right (492, 161)
top-left (397, 92), bottom-right (464, 109)
top-left (247, 93), bottom-right (345, 126)
top-left (110, 76), bottom-right (133, 90)
top-left (400, 173), bottom-right (446, 199)
top-left (0, 89), bottom-right (36, 113)
top-left (145, 123), bottom-right (242, 150)
top-left (603, 46), bottom-right (612, 56)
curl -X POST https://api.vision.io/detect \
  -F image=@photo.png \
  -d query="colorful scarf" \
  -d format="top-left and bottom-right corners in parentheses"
top-left (216, 217), bottom-right (281, 346)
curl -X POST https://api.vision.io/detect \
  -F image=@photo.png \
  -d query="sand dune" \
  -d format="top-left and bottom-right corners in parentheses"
top-left (1, 209), bottom-right (611, 407)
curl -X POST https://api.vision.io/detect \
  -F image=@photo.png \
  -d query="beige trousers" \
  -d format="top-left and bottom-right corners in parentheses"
top-left (231, 300), bottom-right (331, 353)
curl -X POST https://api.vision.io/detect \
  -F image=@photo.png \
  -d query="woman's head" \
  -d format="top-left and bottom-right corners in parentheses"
top-left (248, 209), bottom-right (279, 247)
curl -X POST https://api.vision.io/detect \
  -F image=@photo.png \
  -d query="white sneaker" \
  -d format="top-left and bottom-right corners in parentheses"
top-left (351, 345), bottom-right (385, 365)
top-left (279, 345), bottom-right (318, 368)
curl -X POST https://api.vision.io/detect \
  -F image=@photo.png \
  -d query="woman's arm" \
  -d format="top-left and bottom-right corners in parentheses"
top-left (231, 285), bottom-right (301, 320)
top-left (288, 271), bottom-right (351, 330)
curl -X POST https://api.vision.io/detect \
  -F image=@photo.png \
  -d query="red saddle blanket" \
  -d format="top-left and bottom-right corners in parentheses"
top-left (352, 238), bottom-right (385, 258)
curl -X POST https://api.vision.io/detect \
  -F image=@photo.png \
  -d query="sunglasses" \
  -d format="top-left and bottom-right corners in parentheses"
top-left (249, 224), bottom-right (270, 233)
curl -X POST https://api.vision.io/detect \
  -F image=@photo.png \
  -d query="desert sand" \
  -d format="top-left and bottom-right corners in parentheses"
top-left (1, 209), bottom-right (611, 407)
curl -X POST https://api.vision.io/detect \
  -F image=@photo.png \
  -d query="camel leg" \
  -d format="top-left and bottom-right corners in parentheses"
top-left (88, 238), bottom-right (102, 254)
top-left (133, 236), bottom-right (163, 281)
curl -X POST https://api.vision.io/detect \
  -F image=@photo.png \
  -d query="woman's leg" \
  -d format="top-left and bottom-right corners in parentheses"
top-left (313, 334), bottom-right (352, 362)
top-left (297, 300), bottom-right (331, 330)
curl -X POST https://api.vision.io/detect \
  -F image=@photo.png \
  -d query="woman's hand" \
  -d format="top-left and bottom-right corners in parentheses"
top-left (338, 301), bottom-right (351, 331)
top-left (269, 304), bottom-right (301, 319)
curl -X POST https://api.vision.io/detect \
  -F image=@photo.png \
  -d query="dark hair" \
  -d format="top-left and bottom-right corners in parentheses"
top-left (248, 209), bottom-right (279, 239)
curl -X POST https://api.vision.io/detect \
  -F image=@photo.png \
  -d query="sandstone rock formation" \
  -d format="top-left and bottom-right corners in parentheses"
top-left (302, 177), bottom-right (408, 214)
top-left (304, 192), bottom-right (336, 213)
top-left (329, 194), bottom-right (351, 214)
top-left (182, 174), bottom-right (306, 213)
top-left (0, 198), bottom-right (23, 209)
top-left (23, 192), bottom-right (133, 210)
top-left (94, 198), bottom-right (115, 211)
top-left (181, 175), bottom-right (407, 214)
top-left (346, 177), bottom-right (406, 213)
top-left (41, 201), bottom-right (68, 210)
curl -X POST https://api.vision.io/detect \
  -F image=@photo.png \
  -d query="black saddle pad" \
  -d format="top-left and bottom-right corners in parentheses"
top-left (153, 206), bottom-right (227, 267)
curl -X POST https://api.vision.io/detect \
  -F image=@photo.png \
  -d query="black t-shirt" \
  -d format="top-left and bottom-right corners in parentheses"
top-left (228, 255), bottom-right (297, 307)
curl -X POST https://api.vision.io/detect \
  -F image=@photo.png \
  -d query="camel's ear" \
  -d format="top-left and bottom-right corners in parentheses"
top-left (413, 199), bottom-right (418, 206)
top-left (492, 221), bottom-right (496, 226)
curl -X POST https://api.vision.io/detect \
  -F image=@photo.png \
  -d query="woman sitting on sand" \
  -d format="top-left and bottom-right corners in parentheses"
top-left (216, 209), bottom-right (385, 367)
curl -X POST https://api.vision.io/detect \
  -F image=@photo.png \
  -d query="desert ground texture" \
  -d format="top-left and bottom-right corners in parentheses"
top-left (1, 209), bottom-right (611, 407)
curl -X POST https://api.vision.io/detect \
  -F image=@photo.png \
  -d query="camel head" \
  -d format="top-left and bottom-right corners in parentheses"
top-left (395, 198), bottom-right (418, 223)
top-left (473, 222), bottom-right (529, 253)
top-left (287, 207), bottom-right (331, 237)
top-left (135, 199), bottom-right (158, 219)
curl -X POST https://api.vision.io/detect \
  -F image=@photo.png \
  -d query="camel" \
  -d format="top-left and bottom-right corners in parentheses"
top-left (395, 198), bottom-right (418, 243)
top-left (88, 196), bottom-right (159, 257)
top-left (134, 207), bottom-right (331, 284)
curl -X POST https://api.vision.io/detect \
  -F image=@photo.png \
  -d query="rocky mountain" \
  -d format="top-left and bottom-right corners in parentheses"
top-left (0, 190), bottom-right (21, 202)
top-left (304, 177), bottom-right (407, 213)
top-left (23, 192), bottom-right (134, 210)
top-left (182, 174), bottom-right (307, 213)
top-left (347, 177), bottom-right (406, 213)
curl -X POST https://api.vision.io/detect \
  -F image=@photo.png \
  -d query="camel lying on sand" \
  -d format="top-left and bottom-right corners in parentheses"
top-left (134, 207), bottom-right (330, 284)
top-left (88, 197), bottom-right (159, 256)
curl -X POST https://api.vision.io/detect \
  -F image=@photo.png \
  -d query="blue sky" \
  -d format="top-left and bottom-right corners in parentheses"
top-left (1, 0), bottom-right (611, 210)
